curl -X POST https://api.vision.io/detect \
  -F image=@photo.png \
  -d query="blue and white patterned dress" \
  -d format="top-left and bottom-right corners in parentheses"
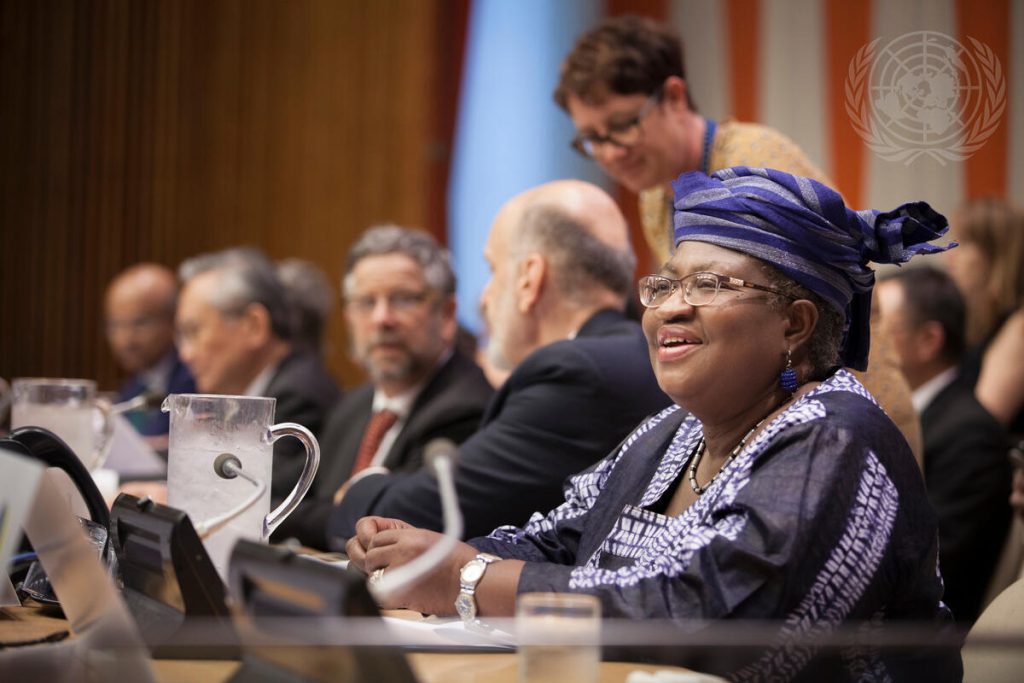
top-left (471, 370), bottom-right (960, 682)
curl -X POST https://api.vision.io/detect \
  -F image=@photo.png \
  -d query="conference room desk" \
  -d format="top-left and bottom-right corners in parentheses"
top-left (2, 603), bottom-right (719, 683)
top-left (154, 653), bottom-right (701, 683)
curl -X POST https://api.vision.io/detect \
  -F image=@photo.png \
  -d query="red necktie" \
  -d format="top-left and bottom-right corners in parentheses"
top-left (351, 409), bottom-right (400, 475)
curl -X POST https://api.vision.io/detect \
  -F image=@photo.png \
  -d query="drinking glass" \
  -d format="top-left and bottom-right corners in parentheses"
top-left (516, 592), bottom-right (601, 683)
top-left (11, 378), bottom-right (113, 470)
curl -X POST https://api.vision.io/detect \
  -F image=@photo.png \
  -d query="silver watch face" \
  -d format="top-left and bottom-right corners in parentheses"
top-left (460, 560), bottom-right (486, 583)
top-left (455, 592), bottom-right (476, 621)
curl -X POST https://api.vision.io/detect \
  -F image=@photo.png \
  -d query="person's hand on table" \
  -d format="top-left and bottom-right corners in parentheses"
top-left (345, 516), bottom-right (412, 570)
top-left (346, 516), bottom-right (477, 615)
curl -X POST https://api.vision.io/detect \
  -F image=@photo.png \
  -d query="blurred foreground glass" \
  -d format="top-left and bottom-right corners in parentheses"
top-left (11, 378), bottom-right (113, 469)
top-left (517, 592), bottom-right (600, 683)
top-left (164, 394), bottom-right (319, 580)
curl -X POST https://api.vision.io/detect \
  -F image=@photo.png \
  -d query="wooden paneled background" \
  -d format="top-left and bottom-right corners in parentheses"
top-left (0, 0), bottom-right (465, 393)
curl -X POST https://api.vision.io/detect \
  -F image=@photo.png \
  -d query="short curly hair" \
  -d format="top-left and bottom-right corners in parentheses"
top-left (554, 15), bottom-right (696, 110)
top-left (342, 225), bottom-right (455, 299)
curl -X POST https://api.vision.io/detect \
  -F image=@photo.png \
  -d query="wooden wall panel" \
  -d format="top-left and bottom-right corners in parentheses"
top-left (0, 0), bottom-right (459, 393)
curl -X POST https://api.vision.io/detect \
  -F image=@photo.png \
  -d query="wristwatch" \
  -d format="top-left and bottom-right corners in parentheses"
top-left (454, 553), bottom-right (501, 622)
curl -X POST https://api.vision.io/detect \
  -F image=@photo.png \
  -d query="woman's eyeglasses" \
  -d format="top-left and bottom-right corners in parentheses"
top-left (638, 272), bottom-right (792, 309)
top-left (570, 90), bottom-right (661, 158)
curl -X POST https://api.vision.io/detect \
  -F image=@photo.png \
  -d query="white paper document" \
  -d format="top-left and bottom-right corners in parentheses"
top-left (382, 615), bottom-right (516, 651)
top-left (102, 413), bottom-right (166, 479)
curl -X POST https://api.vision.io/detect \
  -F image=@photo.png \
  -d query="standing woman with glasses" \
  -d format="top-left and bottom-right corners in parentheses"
top-left (346, 168), bottom-right (961, 681)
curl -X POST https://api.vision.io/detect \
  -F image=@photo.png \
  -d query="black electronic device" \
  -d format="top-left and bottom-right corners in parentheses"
top-left (227, 540), bottom-right (418, 683)
top-left (3, 427), bottom-right (109, 528)
top-left (2, 427), bottom-right (112, 603)
top-left (109, 493), bottom-right (238, 659)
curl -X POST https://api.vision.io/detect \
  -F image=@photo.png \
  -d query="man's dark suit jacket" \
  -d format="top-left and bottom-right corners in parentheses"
top-left (272, 350), bottom-right (494, 547)
top-left (922, 372), bottom-right (1011, 624)
top-left (266, 350), bottom-right (342, 503)
top-left (117, 348), bottom-right (196, 437)
top-left (326, 309), bottom-right (672, 544)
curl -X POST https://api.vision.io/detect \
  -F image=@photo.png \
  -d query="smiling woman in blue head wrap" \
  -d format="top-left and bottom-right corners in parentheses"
top-left (669, 166), bottom-right (952, 372)
top-left (344, 168), bottom-right (961, 682)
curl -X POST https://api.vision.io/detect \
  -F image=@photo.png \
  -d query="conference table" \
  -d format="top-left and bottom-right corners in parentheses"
top-left (1, 601), bottom-right (721, 682)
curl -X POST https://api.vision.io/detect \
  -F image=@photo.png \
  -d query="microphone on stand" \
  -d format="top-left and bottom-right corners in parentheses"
top-left (371, 438), bottom-right (463, 600)
top-left (192, 453), bottom-right (267, 539)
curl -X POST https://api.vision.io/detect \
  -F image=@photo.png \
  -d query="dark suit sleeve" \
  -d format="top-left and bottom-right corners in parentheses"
top-left (927, 424), bottom-right (1010, 559)
top-left (386, 414), bottom-right (486, 474)
top-left (328, 342), bottom-right (651, 542)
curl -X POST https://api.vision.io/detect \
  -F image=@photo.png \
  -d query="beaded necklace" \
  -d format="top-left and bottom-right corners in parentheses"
top-left (687, 418), bottom-right (762, 496)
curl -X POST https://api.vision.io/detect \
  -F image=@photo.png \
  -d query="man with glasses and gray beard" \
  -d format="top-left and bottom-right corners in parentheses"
top-left (273, 226), bottom-right (494, 548)
top-left (324, 180), bottom-right (671, 548)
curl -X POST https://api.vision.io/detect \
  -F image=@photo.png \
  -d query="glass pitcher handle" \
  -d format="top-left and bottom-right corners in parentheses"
top-left (263, 422), bottom-right (320, 537)
top-left (91, 398), bottom-right (115, 470)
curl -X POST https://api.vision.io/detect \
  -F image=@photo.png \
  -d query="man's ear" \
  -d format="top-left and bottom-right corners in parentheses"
top-left (784, 299), bottom-right (819, 356)
top-left (913, 320), bottom-right (946, 364)
top-left (239, 303), bottom-right (273, 348)
top-left (517, 253), bottom-right (547, 314)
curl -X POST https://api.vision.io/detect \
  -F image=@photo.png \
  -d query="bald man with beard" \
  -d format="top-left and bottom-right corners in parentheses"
top-left (105, 263), bottom-right (195, 438)
top-left (326, 180), bottom-right (672, 545)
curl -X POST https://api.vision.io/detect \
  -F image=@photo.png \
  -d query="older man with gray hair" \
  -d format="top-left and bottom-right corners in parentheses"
top-left (273, 226), bottom-right (494, 547)
top-left (176, 247), bottom-right (341, 501)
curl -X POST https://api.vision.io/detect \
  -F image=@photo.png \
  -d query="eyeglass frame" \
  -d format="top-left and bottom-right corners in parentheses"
top-left (104, 313), bottom-right (173, 336)
top-left (637, 272), bottom-right (794, 309)
top-left (344, 289), bottom-right (435, 317)
top-left (570, 87), bottom-right (663, 158)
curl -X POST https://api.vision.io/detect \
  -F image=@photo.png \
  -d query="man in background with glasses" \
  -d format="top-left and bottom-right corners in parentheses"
top-left (273, 226), bottom-right (495, 548)
top-left (554, 15), bottom-right (922, 462)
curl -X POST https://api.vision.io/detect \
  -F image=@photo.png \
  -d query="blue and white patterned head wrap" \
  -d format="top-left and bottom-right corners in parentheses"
top-left (671, 167), bottom-right (954, 371)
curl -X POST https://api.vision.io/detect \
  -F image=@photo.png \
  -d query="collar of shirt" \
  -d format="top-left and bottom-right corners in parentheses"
top-left (363, 352), bottom-right (452, 470)
top-left (911, 366), bottom-right (958, 414)
top-left (370, 383), bottom-right (420, 420)
top-left (243, 360), bottom-right (280, 398)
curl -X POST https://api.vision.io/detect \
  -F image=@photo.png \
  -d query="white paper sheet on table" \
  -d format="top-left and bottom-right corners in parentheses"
top-left (102, 413), bottom-right (166, 479)
top-left (383, 615), bottom-right (516, 652)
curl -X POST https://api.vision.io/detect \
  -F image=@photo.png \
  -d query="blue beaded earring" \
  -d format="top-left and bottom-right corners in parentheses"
top-left (780, 349), bottom-right (798, 394)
